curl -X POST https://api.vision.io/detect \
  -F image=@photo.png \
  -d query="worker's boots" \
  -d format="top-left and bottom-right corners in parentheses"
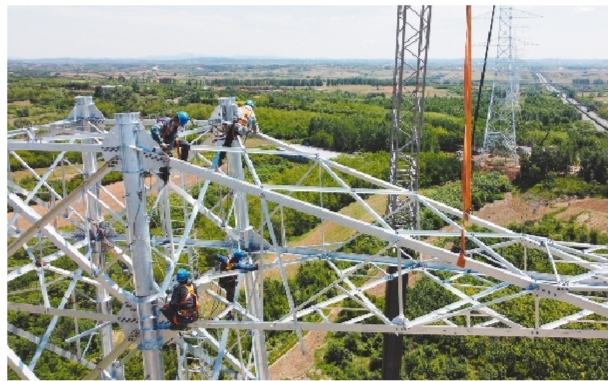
top-left (156, 166), bottom-right (171, 183)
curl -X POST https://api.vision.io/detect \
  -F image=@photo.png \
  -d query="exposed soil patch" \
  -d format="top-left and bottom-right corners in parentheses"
top-left (9, 100), bottom-right (32, 106)
top-left (552, 198), bottom-right (608, 231)
top-left (474, 193), bottom-right (608, 231)
top-left (7, 170), bottom-right (204, 231)
top-left (474, 192), bottom-right (548, 226)
top-left (269, 310), bottom-right (340, 380)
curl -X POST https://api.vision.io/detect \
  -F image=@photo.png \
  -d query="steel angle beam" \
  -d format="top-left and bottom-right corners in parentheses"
top-left (191, 321), bottom-right (608, 339)
top-left (7, 347), bottom-right (39, 380)
top-left (8, 324), bottom-right (96, 370)
top-left (7, 142), bottom-right (103, 152)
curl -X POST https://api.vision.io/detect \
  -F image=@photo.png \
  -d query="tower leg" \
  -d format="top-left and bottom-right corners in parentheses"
top-left (382, 266), bottom-right (407, 380)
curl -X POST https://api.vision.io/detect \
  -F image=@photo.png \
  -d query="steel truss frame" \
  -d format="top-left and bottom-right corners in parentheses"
top-left (6, 97), bottom-right (608, 380)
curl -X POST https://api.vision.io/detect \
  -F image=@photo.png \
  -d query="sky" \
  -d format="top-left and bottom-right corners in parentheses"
top-left (5, 4), bottom-right (608, 61)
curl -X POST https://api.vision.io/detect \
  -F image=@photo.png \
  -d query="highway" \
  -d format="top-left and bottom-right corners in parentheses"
top-left (535, 72), bottom-right (608, 133)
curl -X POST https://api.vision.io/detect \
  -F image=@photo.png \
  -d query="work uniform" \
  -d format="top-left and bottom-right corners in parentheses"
top-left (151, 119), bottom-right (190, 161)
top-left (236, 105), bottom-right (258, 133)
top-left (160, 281), bottom-right (199, 326)
top-left (216, 105), bottom-right (258, 168)
top-left (214, 254), bottom-right (258, 303)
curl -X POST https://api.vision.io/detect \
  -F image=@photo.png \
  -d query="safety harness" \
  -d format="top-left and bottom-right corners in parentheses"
top-left (218, 260), bottom-right (238, 288)
top-left (160, 121), bottom-right (182, 157)
top-left (174, 284), bottom-right (200, 324)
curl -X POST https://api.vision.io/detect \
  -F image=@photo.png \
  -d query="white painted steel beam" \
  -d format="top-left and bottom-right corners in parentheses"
top-left (196, 329), bottom-right (257, 379)
top-left (115, 112), bottom-right (165, 381)
top-left (191, 321), bottom-right (608, 339)
top-left (28, 271), bottom-right (81, 370)
top-left (7, 347), bottom-right (39, 380)
top-left (7, 141), bottom-right (104, 152)
top-left (7, 241), bottom-right (86, 282)
top-left (260, 185), bottom-right (415, 195)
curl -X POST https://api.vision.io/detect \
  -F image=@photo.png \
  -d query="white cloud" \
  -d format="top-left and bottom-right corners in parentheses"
top-left (576, 6), bottom-right (594, 12)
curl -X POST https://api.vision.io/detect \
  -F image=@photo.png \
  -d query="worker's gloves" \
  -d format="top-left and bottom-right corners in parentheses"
top-left (160, 143), bottom-right (168, 149)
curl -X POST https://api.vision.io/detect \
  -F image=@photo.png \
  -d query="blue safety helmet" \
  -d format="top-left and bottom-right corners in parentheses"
top-left (244, 100), bottom-right (254, 108)
top-left (232, 251), bottom-right (245, 261)
top-left (176, 268), bottom-right (189, 282)
top-left (175, 111), bottom-right (190, 127)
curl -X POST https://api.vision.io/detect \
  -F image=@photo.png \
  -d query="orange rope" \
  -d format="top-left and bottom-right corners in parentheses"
top-left (459, 5), bottom-right (473, 269)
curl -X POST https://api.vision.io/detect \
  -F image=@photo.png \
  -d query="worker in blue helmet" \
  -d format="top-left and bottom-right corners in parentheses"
top-left (160, 268), bottom-right (200, 329)
top-left (151, 111), bottom-right (191, 182)
top-left (214, 251), bottom-right (258, 318)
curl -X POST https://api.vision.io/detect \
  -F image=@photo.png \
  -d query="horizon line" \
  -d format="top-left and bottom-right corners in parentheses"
top-left (8, 56), bottom-right (608, 62)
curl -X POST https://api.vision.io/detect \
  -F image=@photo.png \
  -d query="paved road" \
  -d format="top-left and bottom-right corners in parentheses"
top-left (535, 72), bottom-right (608, 133)
top-left (290, 144), bottom-right (342, 159)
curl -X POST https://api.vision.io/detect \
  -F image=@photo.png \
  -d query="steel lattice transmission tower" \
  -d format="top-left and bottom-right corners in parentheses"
top-left (384, 5), bottom-right (432, 380)
top-left (482, 6), bottom-right (537, 161)
top-left (388, 5), bottom-right (432, 231)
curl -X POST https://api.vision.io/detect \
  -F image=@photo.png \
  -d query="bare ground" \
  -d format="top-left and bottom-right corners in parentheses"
top-left (475, 193), bottom-right (608, 231)
top-left (269, 310), bottom-right (340, 380)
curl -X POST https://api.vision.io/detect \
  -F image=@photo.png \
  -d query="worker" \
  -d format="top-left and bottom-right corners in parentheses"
top-left (216, 119), bottom-right (241, 168)
top-left (216, 100), bottom-right (258, 168)
top-left (236, 99), bottom-right (259, 134)
top-left (214, 251), bottom-right (258, 318)
top-left (151, 111), bottom-right (191, 182)
top-left (159, 268), bottom-right (200, 330)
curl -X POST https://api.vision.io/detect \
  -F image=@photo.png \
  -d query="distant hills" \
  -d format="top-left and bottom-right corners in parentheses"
top-left (7, 55), bottom-right (608, 68)
top-left (7, 55), bottom-right (393, 65)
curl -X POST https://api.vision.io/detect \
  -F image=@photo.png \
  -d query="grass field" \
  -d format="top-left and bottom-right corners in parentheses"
top-left (329, 84), bottom-right (452, 97)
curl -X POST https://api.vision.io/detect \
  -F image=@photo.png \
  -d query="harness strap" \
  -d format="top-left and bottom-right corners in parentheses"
top-left (161, 124), bottom-right (170, 139)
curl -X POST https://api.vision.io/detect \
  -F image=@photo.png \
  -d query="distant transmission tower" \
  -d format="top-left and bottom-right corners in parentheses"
top-left (388, 5), bottom-right (432, 231)
top-left (482, 6), bottom-right (538, 162)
